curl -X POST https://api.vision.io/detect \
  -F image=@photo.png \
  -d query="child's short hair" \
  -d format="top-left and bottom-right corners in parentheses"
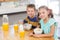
top-left (27, 4), bottom-right (36, 10)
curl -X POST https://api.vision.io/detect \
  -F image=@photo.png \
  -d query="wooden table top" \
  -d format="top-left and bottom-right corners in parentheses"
top-left (0, 27), bottom-right (54, 40)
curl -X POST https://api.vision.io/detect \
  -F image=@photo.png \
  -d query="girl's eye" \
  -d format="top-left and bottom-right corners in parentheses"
top-left (42, 12), bottom-right (45, 14)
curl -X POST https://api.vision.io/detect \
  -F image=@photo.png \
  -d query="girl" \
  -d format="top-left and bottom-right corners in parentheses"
top-left (30, 6), bottom-right (57, 40)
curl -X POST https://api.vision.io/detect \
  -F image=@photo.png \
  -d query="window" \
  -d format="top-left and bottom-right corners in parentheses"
top-left (35, 0), bottom-right (48, 9)
top-left (35, 0), bottom-right (59, 15)
top-left (48, 1), bottom-right (59, 15)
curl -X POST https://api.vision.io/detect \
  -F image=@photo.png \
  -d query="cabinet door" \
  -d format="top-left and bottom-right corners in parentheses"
top-left (5, 0), bottom-right (17, 2)
top-left (0, 0), bottom-right (4, 2)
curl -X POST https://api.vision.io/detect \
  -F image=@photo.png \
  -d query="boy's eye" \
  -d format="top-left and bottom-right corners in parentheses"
top-left (31, 11), bottom-right (33, 12)
top-left (42, 12), bottom-right (45, 14)
top-left (39, 13), bottom-right (41, 15)
top-left (27, 11), bottom-right (30, 12)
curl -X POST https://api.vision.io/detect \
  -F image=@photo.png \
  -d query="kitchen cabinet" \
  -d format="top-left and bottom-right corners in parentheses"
top-left (0, 0), bottom-right (17, 2)
top-left (5, 0), bottom-right (17, 2)
top-left (0, 0), bottom-right (4, 2)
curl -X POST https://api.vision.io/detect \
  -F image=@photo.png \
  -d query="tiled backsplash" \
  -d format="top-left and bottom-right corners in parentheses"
top-left (0, 0), bottom-right (30, 7)
top-left (0, 0), bottom-right (30, 14)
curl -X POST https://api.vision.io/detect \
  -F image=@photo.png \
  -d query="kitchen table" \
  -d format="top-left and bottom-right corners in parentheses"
top-left (0, 25), bottom-right (54, 40)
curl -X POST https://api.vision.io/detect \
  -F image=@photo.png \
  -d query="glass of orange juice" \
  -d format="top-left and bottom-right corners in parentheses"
top-left (2, 23), bottom-right (9, 31)
top-left (19, 31), bottom-right (25, 38)
top-left (14, 24), bottom-right (18, 32)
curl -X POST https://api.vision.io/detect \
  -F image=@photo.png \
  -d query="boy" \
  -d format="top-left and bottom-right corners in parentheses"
top-left (23, 4), bottom-right (40, 29)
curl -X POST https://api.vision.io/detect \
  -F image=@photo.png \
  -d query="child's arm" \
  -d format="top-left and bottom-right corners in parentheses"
top-left (33, 24), bottom-right (55, 38)
top-left (23, 20), bottom-right (28, 23)
top-left (37, 23), bottom-right (41, 28)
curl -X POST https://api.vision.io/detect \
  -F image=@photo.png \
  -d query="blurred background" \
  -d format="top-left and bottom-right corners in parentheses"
top-left (0, 0), bottom-right (60, 40)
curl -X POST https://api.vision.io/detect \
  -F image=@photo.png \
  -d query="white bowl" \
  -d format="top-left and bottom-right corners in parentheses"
top-left (34, 28), bottom-right (42, 34)
top-left (24, 23), bottom-right (32, 30)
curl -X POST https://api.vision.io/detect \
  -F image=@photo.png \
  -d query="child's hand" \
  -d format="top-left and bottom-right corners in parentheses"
top-left (33, 34), bottom-right (40, 37)
top-left (18, 20), bottom-right (24, 24)
top-left (37, 25), bottom-right (40, 28)
top-left (29, 33), bottom-right (33, 36)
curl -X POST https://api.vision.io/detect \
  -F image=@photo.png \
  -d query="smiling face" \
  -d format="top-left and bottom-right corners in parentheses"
top-left (39, 8), bottom-right (49, 20)
top-left (27, 7), bottom-right (35, 17)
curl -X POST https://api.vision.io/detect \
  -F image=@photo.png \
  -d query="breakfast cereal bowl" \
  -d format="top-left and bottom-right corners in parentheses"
top-left (24, 23), bottom-right (32, 30)
top-left (34, 28), bottom-right (42, 34)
